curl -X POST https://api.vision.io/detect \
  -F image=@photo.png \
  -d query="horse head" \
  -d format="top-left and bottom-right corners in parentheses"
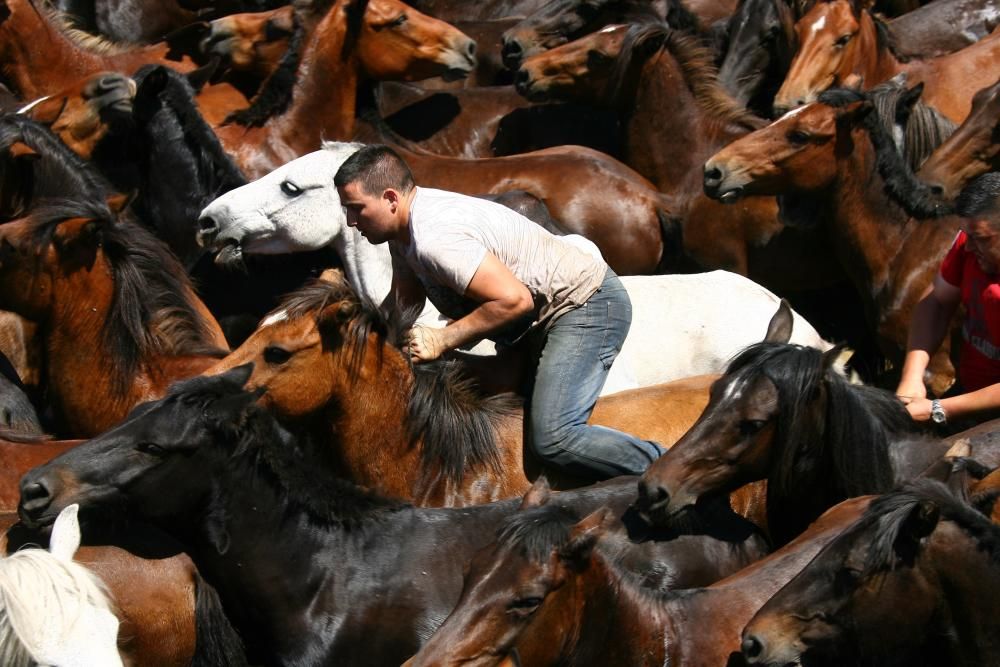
top-left (514, 24), bottom-right (628, 104)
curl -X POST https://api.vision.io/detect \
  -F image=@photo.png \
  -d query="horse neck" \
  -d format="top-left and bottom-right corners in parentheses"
top-left (266, 2), bottom-right (360, 155)
top-left (625, 48), bottom-right (750, 195)
top-left (332, 226), bottom-right (394, 309)
top-left (853, 11), bottom-right (903, 88)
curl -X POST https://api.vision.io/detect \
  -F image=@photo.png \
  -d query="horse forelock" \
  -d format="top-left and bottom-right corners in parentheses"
top-left (609, 23), bottom-right (761, 130)
top-left (496, 504), bottom-right (580, 562)
top-left (862, 479), bottom-right (1000, 578)
top-left (0, 549), bottom-right (116, 667)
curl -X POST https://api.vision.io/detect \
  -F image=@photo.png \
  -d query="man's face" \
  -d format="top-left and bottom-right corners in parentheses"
top-left (963, 217), bottom-right (1000, 274)
top-left (338, 181), bottom-right (396, 244)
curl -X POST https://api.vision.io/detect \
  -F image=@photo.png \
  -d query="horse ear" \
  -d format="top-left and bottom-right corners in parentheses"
top-left (7, 141), bottom-right (39, 160)
top-left (849, 0), bottom-right (875, 13)
top-left (897, 82), bottom-right (925, 118)
top-left (519, 476), bottom-right (551, 509)
top-left (221, 362), bottom-right (255, 388)
top-left (836, 99), bottom-right (874, 127)
top-left (49, 503), bottom-right (82, 563)
top-left (185, 57), bottom-right (221, 93)
top-left (822, 344), bottom-right (854, 377)
top-left (558, 507), bottom-right (614, 565)
top-left (163, 21), bottom-right (212, 62)
top-left (24, 96), bottom-right (68, 126)
top-left (106, 190), bottom-right (138, 217)
top-left (894, 498), bottom-right (939, 563)
top-left (764, 299), bottom-right (794, 344)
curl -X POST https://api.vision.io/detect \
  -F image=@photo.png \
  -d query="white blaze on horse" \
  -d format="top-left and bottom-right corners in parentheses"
top-left (0, 504), bottom-right (122, 667)
top-left (198, 142), bottom-right (831, 394)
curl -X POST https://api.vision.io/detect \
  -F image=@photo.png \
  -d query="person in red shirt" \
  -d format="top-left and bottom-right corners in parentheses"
top-left (897, 173), bottom-right (1000, 424)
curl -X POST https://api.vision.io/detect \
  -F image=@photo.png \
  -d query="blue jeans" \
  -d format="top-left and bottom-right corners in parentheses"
top-left (529, 269), bottom-right (662, 480)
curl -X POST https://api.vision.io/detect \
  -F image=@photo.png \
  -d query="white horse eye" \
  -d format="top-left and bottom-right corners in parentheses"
top-left (280, 181), bottom-right (303, 197)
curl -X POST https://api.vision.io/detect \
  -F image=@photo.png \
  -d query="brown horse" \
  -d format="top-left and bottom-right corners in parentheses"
top-left (199, 5), bottom-right (295, 87)
top-left (209, 277), bottom-right (716, 506)
top-left (0, 432), bottom-right (80, 511)
top-left (516, 22), bottom-right (843, 292)
top-left (0, 0), bottom-right (248, 126)
top-left (215, 0), bottom-right (477, 178)
top-left (774, 0), bottom-right (1000, 121)
top-left (741, 480), bottom-right (1000, 666)
top-left (916, 77), bottom-right (1000, 200)
top-left (703, 85), bottom-right (959, 393)
top-left (0, 199), bottom-right (228, 437)
top-left (406, 495), bottom-right (870, 667)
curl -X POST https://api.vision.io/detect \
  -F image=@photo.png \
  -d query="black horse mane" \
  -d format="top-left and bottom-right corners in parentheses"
top-left (272, 277), bottom-right (517, 482)
top-left (164, 371), bottom-right (408, 527)
top-left (496, 503), bottom-right (580, 562)
top-left (608, 22), bottom-right (764, 131)
top-left (724, 342), bottom-right (917, 500)
top-left (25, 199), bottom-right (227, 389)
top-left (817, 85), bottom-right (955, 218)
top-left (862, 479), bottom-right (1000, 577)
top-left (225, 0), bottom-right (367, 128)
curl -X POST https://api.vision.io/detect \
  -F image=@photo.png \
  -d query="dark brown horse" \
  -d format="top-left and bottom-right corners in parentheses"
top-left (774, 0), bottom-right (1000, 121)
top-left (406, 495), bottom-right (870, 667)
top-left (742, 480), bottom-right (1000, 666)
top-left (916, 76), bottom-right (1000, 200)
top-left (16, 367), bottom-right (743, 665)
top-left (516, 22), bottom-right (843, 292)
top-left (703, 85), bottom-right (958, 392)
top-left (209, 277), bottom-right (717, 506)
top-left (0, 199), bottom-right (228, 436)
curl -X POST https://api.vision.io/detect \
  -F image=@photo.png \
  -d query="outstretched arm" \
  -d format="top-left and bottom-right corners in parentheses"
top-left (896, 273), bottom-right (961, 403)
top-left (408, 252), bottom-right (533, 362)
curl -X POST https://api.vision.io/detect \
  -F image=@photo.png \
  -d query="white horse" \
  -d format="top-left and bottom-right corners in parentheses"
top-left (0, 504), bottom-right (122, 667)
top-left (199, 142), bottom-right (831, 394)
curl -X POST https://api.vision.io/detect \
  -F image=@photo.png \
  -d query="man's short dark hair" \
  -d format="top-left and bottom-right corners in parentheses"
top-left (334, 144), bottom-right (415, 196)
top-left (956, 173), bottom-right (1000, 222)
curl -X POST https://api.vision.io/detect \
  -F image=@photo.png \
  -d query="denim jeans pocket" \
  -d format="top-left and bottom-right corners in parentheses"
top-left (598, 299), bottom-right (631, 370)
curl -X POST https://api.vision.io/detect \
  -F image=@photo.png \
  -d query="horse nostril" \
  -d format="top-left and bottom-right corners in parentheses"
top-left (742, 634), bottom-right (765, 661)
top-left (502, 37), bottom-right (523, 62)
top-left (515, 69), bottom-right (529, 88)
top-left (637, 479), bottom-right (669, 510)
top-left (20, 479), bottom-right (53, 512)
top-left (466, 40), bottom-right (477, 58)
top-left (704, 166), bottom-right (723, 185)
top-left (929, 184), bottom-right (944, 196)
top-left (0, 408), bottom-right (10, 426)
top-left (199, 215), bottom-right (218, 233)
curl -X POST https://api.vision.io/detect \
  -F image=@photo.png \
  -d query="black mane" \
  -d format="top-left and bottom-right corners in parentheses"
top-left (496, 503), bottom-right (580, 562)
top-left (25, 200), bottom-right (226, 389)
top-left (724, 342), bottom-right (916, 500)
top-left (272, 278), bottom-right (517, 482)
top-left (164, 371), bottom-right (408, 526)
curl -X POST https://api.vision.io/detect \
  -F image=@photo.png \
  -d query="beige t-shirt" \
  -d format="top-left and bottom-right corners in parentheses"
top-left (391, 187), bottom-right (608, 338)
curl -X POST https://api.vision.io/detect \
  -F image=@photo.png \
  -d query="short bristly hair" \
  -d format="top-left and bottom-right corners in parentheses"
top-left (956, 173), bottom-right (1000, 223)
top-left (333, 144), bottom-right (415, 196)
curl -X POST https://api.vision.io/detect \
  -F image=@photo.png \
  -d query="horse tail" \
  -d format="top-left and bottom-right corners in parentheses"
top-left (190, 574), bottom-right (249, 667)
top-left (655, 207), bottom-right (684, 273)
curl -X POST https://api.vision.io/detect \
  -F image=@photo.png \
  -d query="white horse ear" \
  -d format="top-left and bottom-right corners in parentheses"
top-left (49, 504), bottom-right (82, 562)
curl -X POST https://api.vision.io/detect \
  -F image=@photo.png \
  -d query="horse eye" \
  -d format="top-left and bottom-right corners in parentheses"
top-left (738, 419), bottom-right (767, 436)
top-left (507, 597), bottom-right (543, 617)
top-left (390, 14), bottom-right (407, 27)
top-left (787, 130), bottom-right (810, 145)
top-left (264, 346), bottom-right (292, 365)
top-left (834, 34), bottom-right (852, 47)
top-left (280, 180), bottom-right (303, 197)
top-left (137, 442), bottom-right (166, 455)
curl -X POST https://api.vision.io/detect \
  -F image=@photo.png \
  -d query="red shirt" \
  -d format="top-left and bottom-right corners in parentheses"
top-left (940, 231), bottom-right (1000, 390)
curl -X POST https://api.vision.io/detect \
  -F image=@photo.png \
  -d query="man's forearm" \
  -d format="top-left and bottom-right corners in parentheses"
top-left (438, 298), bottom-right (532, 351)
top-left (899, 295), bottom-right (953, 387)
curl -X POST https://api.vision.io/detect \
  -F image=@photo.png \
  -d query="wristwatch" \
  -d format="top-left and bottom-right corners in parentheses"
top-left (930, 399), bottom-right (947, 425)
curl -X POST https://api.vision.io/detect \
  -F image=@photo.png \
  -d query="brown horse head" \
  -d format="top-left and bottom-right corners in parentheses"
top-left (917, 77), bottom-right (1000, 200)
top-left (741, 480), bottom-right (994, 666)
top-left (22, 71), bottom-right (135, 160)
top-left (773, 0), bottom-right (876, 115)
top-left (355, 0), bottom-right (477, 81)
top-left (200, 6), bottom-right (295, 77)
top-left (704, 97), bottom-right (872, 203)
top-left (514, 24), bottom-right (629, 103)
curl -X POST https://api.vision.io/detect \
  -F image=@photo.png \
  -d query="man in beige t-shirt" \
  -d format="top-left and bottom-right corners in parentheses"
top-left (335, 145), bottom-right (661, 480)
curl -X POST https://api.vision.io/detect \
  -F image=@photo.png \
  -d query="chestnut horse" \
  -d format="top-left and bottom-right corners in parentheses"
top-left (635, 301), bottom-right (1000, 546)
top-left (742, 480), bottom-right (1000, 666)
top-left (209, 278), bottom-right (723, 505)
top-left (916, 77), bottom-right (1000, 200)
top-left (406, 495), bottom-right (870, 667)
top-left (516, 23), bottom-right (842, 292)
top-left (214, 0), bottom-right (477, 178)
top-left (0, 198), bottom-right (228, 437)
top-left (774, 0), bottom-right (1000, 121)
top-left (17, 367), bottom-right (749, 665)
top-left (703, 85), bottom-right (959, 392)
top-left (0, 433), bottom-right (80, 511)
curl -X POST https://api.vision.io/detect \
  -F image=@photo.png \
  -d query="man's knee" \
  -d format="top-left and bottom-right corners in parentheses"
top-left (529, 420), bottom-right (578, 462)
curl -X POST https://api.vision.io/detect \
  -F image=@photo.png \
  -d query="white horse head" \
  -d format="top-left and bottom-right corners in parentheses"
top-left (0, 504), bottom-right (122, 667)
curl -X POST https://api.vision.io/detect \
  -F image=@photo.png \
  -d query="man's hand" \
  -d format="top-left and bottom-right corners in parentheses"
top-left (895, 378), bottom-right (927, 405)
top-left (407, 326), bottom-right (448, 363)
top-left (904, 397), bottom-right (933, 421)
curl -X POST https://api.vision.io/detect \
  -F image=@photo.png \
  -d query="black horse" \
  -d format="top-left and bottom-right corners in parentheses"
top-left (19, 366), bottom-right (768, 666)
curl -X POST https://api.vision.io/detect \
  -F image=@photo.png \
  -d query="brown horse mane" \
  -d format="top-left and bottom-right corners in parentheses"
top-left (34, 0), bottom-right (134, 55)
top-left (860, 479), bottom-right (1000, 577)
top-left (26, 199), bottom-right (227, 389)
top-left (609, 23), bottom-right (765, 132)
top-left (272, 277), bottom-right (518, 483)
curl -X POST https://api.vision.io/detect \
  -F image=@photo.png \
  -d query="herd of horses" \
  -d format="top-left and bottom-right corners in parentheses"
top-left (0, 0), bottom-right (999, 664)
